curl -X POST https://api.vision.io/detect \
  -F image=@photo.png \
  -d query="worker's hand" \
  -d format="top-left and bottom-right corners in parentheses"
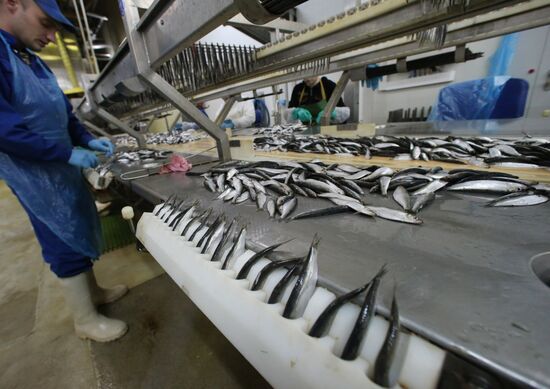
top-left (221, 119), bottom-right (235, 129)
top-left (316, 109), bottom-right (337, 124)
top-left (292, 108), bottom-right (312, 123)
top-left (68, 149), bottom-right (99, 169)
top-left (88, 138), bottom-right (115, 157)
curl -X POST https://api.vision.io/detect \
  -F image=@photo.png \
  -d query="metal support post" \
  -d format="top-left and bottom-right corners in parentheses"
top-left (141, 71), bottom-right (232, 161)
top-left (82, 120), bottom-right (112, 139)
top-left (320, 71), bottom-right (350, 126)
top-left (84, 88), bottom-right (146, 147)
top-left (215, 95), bottom-right (239, 126)
top-left (94, 107), bottom-right (146, 147)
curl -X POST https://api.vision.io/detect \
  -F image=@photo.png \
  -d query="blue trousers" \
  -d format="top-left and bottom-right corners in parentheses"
top-left (14, 189), bottom-right (93, 278)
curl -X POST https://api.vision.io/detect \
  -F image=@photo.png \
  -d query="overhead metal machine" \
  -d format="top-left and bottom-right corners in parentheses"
top-left (78, 0), bottom-right (550, 160)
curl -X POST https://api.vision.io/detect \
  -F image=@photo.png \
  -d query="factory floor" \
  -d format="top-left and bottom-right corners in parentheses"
top-left (0, 181), bottom-right (270, 388)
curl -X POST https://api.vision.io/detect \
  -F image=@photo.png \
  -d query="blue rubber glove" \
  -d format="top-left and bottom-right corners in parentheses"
top-left (68, 149), bottom-right (99, 169)
top-left (292, 108), bottom-right (312, 123)
top-left (316, 109), bottom-right (337, 124)
top-left (88, 138), bottom-right (115, 157)
top-left (221, 119), bottom-right (235, 129)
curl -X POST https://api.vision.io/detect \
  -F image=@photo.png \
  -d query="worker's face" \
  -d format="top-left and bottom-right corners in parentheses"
top-left (304, 77), bottom-right (320, 88)
top-left (3, 0), bottom-right (60, 51)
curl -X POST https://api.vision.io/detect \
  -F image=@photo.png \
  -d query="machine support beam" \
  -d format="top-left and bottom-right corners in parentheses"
top-left (215, 95), bottom-right (239, 126)
top-left (141, 71), bottom-right (232, 161)
top-left (82, 121), bottom-right (112, 139)
top-left (94, 107), bottom-right (146, 147)
top-left (320, 71), bottom-right (350, 126)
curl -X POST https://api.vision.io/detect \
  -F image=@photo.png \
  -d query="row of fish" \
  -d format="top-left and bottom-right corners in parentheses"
top-left (248, 124), bottom-right (307, 137)
top-left (114, 149), bottom-right (172, 165)
top-left (201, 159), bottom-right (550, 225)
top-left (154, 195), bottom-right (404, 387)
top-left (145, 129), bottom-right (208, 145)
top-left (253, 134), bottom-right (550, 168)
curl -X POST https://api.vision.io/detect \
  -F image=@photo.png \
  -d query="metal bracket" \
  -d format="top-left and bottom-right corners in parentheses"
top-left (141, 71), bottom-right (232, 161)
top-left (94, 107), bottom-right (146, 148)
top-left (84, 87), bottom-right (146, 147)
top-left (215, 95), bottom-right (239, 126)
top-left (454, 44), bottom-right (466, 63)
top-left (396, 57), bottom-right (408, 73)
top-left (320, 71), bottom-right (351, 126)
top-left (82, 120), bottom-right (112, 139)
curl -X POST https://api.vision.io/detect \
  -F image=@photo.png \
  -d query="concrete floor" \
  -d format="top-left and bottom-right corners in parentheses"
top-left (0, 181), bottom-right (270, 388)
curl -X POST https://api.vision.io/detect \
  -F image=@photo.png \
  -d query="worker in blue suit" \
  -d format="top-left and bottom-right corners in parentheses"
top-left (0, 0), bottom-right (127, 342)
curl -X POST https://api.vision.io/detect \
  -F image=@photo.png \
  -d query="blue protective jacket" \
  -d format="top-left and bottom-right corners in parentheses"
top-left (0, 29), bottom-right (93, 162)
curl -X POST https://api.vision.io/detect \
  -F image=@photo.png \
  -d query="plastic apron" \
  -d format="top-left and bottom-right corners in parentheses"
top-left (0, 34), bottom-right (101, 259)
top-left (298, 80), bottom-right (328, 125)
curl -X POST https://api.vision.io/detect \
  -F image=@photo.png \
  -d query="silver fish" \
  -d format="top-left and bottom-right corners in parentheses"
top-left (256, 192), bottom-right (267, 209)
top-left (411, 192), bottom-right (435, 213)
top-left (222, 227), bottom-right (247, 270)
top-left (283, 236), bottom-right (320, 319)
top-left (251, 257), bottom-right (302, 292)
top-left (412, 180), bottom-right (447, 195)
top-left (363, 167), bottom-right (394, 182)
top-left (234, 191), bottom-right (250, 204)
top-left (366, 206), bottom-right (422, 225)
top-left (236, 239), bottom-right (293, 280)
top-left (266, 197), bottom-right (277, 218)
top-left (392, 186), bottom-right (411, 212)
top-left (309, 282), bottom-right (370, 338)
top-left (341, 265), bottom-right (387, 360)
top-left (279, 196), bottom-right (297, 219)
top-left (447, 180), bottom-right (528, 193)
top-left (486, 192), bottom-right (549, 207)
top-left (380, 176), bottom-right (391, 196)
top-left (373, 292), bottom-right (402, 388)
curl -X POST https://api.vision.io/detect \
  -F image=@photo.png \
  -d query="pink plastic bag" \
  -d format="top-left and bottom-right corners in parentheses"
top-left (160, 154), bottom-right (192, 174)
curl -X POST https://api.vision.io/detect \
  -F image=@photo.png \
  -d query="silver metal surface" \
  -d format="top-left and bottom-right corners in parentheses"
top-left (120, 170), bottom-right (550, 388)
top-left (320, 71), bottom-right (350, 126)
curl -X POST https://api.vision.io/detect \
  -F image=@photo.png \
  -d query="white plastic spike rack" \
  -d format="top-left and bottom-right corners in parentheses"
top-left (137, 204), bottom-right (446, 389)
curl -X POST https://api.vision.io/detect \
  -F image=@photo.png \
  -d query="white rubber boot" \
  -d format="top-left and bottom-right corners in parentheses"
top-left (60, 272), bottom-right (128, 342)
top-left (87, 270), bottom-right (128, 306)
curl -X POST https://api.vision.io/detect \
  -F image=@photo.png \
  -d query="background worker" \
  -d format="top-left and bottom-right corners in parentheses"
top-left (287, 76), bottom-right (351, 125)
top-left (218, 94), bottom-right (256, 130)
top-left (0, 0), bottom-right (127, 342)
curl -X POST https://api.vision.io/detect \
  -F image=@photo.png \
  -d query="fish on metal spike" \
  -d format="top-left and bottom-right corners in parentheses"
top-left (373, 290), bottom-right (401, 387)
top-left (341, 265), bottom-right (388, 360)
top-left (163, 199), bottom-right (184, 222)
top-left (202, 219), bottom-right (226, 254)
top-left (236, 239), bottom-right (294, 280)
top-left (282, 236), bottom-right (320, 319)
top-left (155, 194), bottom-right (175, 216)
top-left (180, 210), bottom-right (203, 237)
top-left (189, 209), bottom-right (214, 242)
top-left (197, 214), bottom-right (223, 248)
top-left (267, 261), bottom-right (302, 304)
top-left (309, 282), bottom-right (370, 338)
top-left (211, 220), bottom-right (236, 262)
top-left (222, 226), bottom-right (247, 270)
top-left (251, 257), bottom-right (302, 292)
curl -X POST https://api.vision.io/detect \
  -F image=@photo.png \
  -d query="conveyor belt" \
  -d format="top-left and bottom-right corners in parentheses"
top-left (110, 159), bottom-right (550, 387)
